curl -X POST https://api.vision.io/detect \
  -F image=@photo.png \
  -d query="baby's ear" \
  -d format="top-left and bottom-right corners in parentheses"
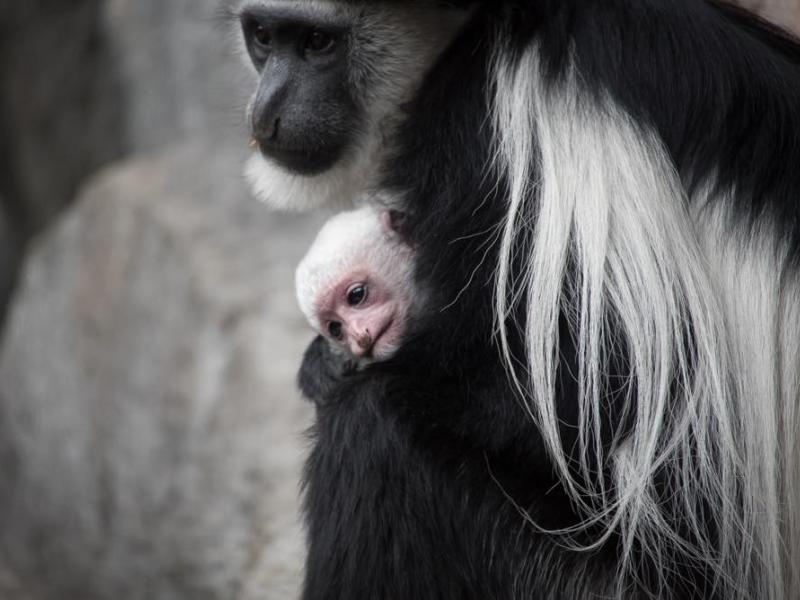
top-left (380, 209), bottom-right (408, 240)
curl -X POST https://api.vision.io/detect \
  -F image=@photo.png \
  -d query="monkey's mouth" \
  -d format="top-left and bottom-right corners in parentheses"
top-left (255, 140), bottom-right (345, 177)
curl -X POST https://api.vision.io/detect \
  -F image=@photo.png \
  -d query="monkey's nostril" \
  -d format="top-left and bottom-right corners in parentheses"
top-left (251, 116), bottom-right (279, 147)
top-left (265, 118), bottom-right (279, 141)
top-left (257, 119), bottom-right (280, 142)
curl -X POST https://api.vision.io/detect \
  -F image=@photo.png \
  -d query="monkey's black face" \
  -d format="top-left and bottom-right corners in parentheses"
top-left (240, 8), bottom-right (360, 175)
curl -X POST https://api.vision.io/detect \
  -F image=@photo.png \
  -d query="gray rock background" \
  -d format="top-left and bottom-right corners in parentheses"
top-left (0, 2), bottom-right (798, 600)
top-left (0, 1), bottom-right (320, 599)
top-left (741, 0), bottom-right (800, 31)
top-left (0, 0), bottom-right (253, 314)
top-left (0, 140), bottom-right (321, 600)
top-left (0, 0), bottom-right (124, 314)
top-left (103, 0), bottom-right (252, 152)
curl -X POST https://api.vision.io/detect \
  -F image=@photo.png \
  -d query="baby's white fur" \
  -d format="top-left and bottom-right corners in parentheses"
top-left (296, 206), bottom-right (414, 337)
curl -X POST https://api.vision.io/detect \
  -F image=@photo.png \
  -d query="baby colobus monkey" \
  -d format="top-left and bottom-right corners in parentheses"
top-left (296, 206), bottom-right (415, 362)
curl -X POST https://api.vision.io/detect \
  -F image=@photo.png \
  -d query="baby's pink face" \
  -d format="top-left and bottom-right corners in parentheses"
top-left (317, 270), bottom-right (406, 361)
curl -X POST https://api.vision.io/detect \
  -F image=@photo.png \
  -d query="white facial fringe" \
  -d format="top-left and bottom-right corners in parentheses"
top-left (491, 41), bottom-right (800, 599)
top-left (245, 147), bottom-right (373, 212)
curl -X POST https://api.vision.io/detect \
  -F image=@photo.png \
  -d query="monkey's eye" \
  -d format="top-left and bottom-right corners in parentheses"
top-left (346, 284), bottom-right (368, 307)
top-left (328, 321), bottom-right (343, 340)
top-left (241, 16), bottom-right (272, 65)
top-left (305, 30), bottom-right (335, 54)
top-left (252, 23), bottom-right (271, 49)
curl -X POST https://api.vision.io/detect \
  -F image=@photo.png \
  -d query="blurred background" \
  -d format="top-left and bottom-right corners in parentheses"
top-left (0, 1), bottom-right (321, 599)
top-left (0, 1), bottom-right (797, 599)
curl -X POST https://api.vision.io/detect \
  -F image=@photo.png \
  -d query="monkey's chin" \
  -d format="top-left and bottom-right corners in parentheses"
top-left (245, 152), bottom-right (370, 212)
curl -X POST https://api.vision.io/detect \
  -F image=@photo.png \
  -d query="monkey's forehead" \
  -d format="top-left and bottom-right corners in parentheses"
top-left (238, 0), bottom-right (351, 19)
top-left (236, 0), bottom-right (468, 19)
top-left (236, 0), bottom-right (409, 17)
top-left (295, 242), bottom-right (370, 327)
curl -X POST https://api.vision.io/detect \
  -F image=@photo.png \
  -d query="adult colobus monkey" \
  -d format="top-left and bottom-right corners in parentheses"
top-left (238, 1), bottom-right (800, 598)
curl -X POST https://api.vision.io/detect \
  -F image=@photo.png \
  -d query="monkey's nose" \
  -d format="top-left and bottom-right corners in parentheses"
top-left (357, 333), bottom-right (373, 350)
top-left (348, 332), bottom-right (373, 357)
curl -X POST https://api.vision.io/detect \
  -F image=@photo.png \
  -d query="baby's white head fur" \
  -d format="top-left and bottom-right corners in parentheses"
top-left (295, 205), bottom-right (414, 333)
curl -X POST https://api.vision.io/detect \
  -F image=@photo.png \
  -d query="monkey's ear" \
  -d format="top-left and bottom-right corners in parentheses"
top-left (380, 209), bottom-right (409, 240)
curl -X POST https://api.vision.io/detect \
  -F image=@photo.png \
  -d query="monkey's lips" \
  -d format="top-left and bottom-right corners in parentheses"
top-left (256, 140), bottom-right (344, 176)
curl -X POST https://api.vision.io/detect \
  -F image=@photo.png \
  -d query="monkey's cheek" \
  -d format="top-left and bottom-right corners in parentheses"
top-left (370, 344), bottom-right (397, 362)
top-left (371, 327), bottom-right (405, 361)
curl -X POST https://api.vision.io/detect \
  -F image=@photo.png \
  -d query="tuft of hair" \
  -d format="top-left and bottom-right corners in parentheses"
top-left (238, 0), bottom-right (469, 211)
top-left (490, 15), bottom-right (800, 600)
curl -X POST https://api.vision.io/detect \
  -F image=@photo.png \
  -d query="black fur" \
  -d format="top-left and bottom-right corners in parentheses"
top-left (299, 1), bottom-right (800, 598)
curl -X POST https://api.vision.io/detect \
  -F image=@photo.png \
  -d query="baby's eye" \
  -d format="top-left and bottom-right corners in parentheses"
top-left (346, 284), bottom-right (368, 307)
top-left (328, 321), bottom-right (343, 340)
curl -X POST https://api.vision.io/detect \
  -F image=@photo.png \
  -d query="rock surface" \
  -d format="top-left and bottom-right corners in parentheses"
top-left (0, 138), bottom-right (322, 600)
top-left (104, 0), bottom-right (253, 152)
top-left (0, 0), bottom-right (125, 233)
top-left (0, 202), bottom-right (22, 316)
top-left (0, 0), bottom-right (249, 228)
top-left (0, 0), bottom-right (254, 321)
top-left (0, 1), bottom-right (126, 315)
top-left (740, 0), bottom-right (800, 34)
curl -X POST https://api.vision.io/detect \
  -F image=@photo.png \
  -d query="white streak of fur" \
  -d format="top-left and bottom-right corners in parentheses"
top-left (492, 41), bottom-right (800, 599)
top-left (692, 198), bottom-right (800, 599)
